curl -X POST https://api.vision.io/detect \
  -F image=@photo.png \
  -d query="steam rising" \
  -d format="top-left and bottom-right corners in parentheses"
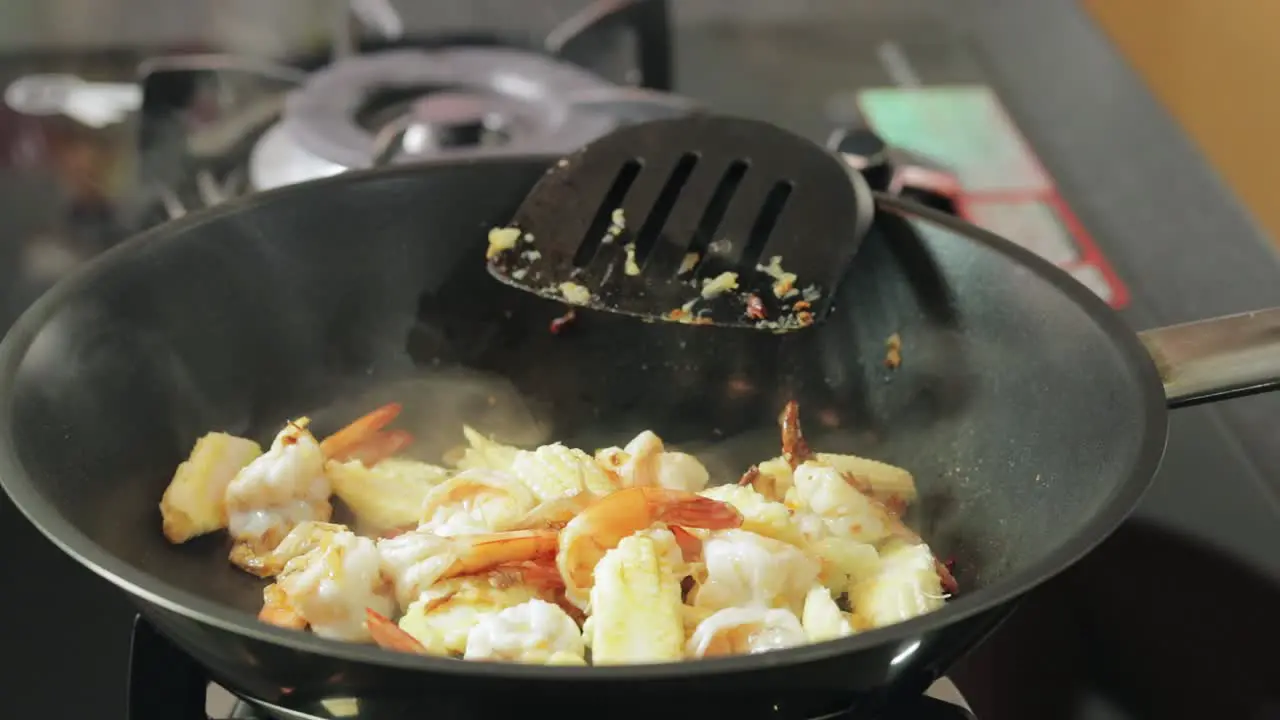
top-left (308, 367), bottom-right (552, 463)
top-left (303, 363), bottom-right (794, 489)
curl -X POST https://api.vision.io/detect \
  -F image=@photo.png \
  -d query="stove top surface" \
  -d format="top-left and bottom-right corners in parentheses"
top-left (0, 3), bottom-right (1278, 720)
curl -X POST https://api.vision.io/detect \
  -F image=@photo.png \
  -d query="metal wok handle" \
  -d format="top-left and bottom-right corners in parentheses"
top-left (873, 192), bottom-right (1280, 410)
top-left (1138, 308), bottom-right (1280, 408)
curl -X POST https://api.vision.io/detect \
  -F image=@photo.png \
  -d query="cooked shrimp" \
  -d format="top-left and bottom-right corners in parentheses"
top-left (464, 598), bottom-right (586, 664)
top-left (485, 559), bottom-right (576, 619)
top-left (789, 461), bottom-right (902, 545)
top-left (690, 529), bottom-right (820, 614)
top-left (225, 420), bottom-right (332, 562)
top-left (231, 520), bottom-right (349, 578)
top-left (418, 469), bottom-right (538, 535)
top-left (262, 529), bottom-right (396, 642)
top-left (668, 525), bottom-right (703, 563)
top-left (168, 397), bottom-right (955, 664)
top-left (595, 431), bottom-right (711, 492)
top-left (685, 606), bottom-right (808, 658)
top-left (378, 529), bottom-right (558, 609)
top-left (790, 468), bottom-right (953, 594)
top-left (775, 402), bottom-right (915, 512)
top-left (557, 486), bottom-right (743, 609)
top-left (397, 565), bottom-right (559, 655)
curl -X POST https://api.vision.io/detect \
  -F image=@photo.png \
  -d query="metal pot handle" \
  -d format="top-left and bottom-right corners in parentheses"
top-left (1138, 309), bottom-right (1280, 408)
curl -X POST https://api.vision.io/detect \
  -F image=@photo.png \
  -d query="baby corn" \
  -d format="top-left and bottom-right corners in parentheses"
top-left (589, 532), bottom-right (685, 664)
top-left (510, 443), bottom-right (617, 501)
top-left (160, 432), bottom-right (262, 543)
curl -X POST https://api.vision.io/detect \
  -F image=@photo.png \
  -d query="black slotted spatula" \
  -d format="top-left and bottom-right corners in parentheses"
top-left (485, 114), bottom-right (874, 331)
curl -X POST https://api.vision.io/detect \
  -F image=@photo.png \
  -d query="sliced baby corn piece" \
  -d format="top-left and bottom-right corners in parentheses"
top-left (847, 541), bottom-right (946, 629)
top-left (452, 425), bottom-right (520, 472)
top-left (801, 584), bottom-right (853, 642)
top-left (160, 432), bottom-right (263, 543)
top-left (327, 457), bottom-right (449, 533)
top-left (510, 443), bottom-right (617, 501)
top-left (815, 452), bottom-right (917, 507)
top-left (699, 484), bottom-right (806, 547)
top-left (807, 536), bottom-right (881, 595)
top-left (750, 456), bottom-right (795, 501)
top-left (589, 530), bottom-right (686, 664)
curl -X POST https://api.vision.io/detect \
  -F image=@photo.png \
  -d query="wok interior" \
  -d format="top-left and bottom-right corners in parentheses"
top-left (5, 159), bottom-right (1154, 628)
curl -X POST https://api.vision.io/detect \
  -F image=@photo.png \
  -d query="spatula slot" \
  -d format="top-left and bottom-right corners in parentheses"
top-left (634, 152), bottom-right (700, 267)
top-left (741, 180), bottom-right (794, 271)
top-left (573, 158), bottom-right (643, 268)
top-left (684, 159), bottom-right (750, 276)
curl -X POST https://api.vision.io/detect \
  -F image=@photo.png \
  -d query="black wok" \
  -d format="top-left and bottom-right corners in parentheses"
top-left (0, 157), bottom-right (1275, 720)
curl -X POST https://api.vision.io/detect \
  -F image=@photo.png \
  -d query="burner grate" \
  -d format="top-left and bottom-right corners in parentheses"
top-left (128, 0), bottom-right (679, 229)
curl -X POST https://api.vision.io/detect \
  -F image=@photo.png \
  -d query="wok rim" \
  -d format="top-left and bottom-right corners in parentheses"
top-left (0, 156), bottom-right (1167, 681)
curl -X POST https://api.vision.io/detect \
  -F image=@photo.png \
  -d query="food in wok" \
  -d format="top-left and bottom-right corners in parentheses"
top-left (159, 400), bottom-right (955, 665)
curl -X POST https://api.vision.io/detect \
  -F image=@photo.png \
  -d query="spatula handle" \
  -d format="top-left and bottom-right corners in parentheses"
top-left (1138, 308), bottom-right (1280, 408)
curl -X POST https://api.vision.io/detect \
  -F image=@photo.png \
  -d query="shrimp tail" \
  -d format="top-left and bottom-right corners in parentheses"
top-left (488, 559), bottom-right (584, 626)
top-left (365, 608), bottom-right (428, 654)
top-left (344, 429), bottom-right (414, 468)
top-left (668, 525), bottom-right (703, 562)
top-left (650, 489), bottom-right (743, 530)
top-left (321, 402), bottom-right (403, 461)
top-left (488, 559), bottom-right (565, 592)
top-left (779, 400), bottom-right (813, 469)
top-left (443, 529), bottom-right (560, 579)
top-left (935, 559), bottom-right (959, 595)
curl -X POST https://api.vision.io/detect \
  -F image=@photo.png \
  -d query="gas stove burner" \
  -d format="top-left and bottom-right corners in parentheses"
top-left (249, 47), bottom-right (695, 191)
